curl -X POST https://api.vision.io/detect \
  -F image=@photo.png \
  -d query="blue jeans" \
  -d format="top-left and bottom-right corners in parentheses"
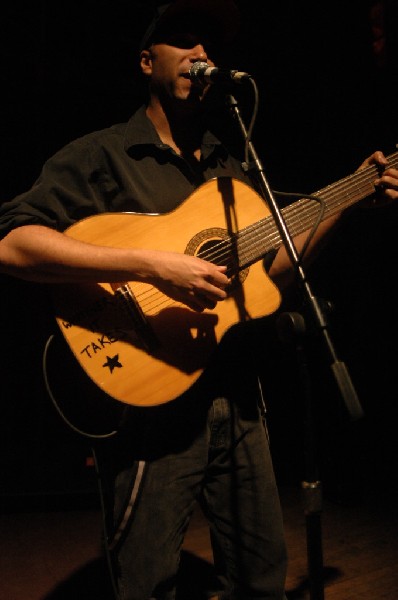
top-left (96, 324), bottom-right (288, 600)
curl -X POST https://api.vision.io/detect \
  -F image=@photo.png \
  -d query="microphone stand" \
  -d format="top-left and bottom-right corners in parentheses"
top-left (226, 92), bottom-right (364, 600)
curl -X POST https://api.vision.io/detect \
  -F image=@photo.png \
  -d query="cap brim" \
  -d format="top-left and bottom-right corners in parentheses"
top-left (140, 0), bottom-right (241, 51)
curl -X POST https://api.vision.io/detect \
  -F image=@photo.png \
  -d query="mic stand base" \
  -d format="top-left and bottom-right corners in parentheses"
top-left (302, 481), bottom-right (324, 600)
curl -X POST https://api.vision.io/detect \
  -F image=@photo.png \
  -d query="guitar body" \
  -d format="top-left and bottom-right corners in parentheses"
top-left (51, 177), bottom-right (281, 407)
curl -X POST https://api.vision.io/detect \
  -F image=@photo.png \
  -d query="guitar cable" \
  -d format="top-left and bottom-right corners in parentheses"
top-left (91, 444), bottom-right (120, 600)
top-left (42, 333), bottom-right (118, 440)
top-left (42, 333), bottom-right (120, 598)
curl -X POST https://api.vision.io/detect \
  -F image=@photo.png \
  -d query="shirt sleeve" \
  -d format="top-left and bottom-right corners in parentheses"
top-left (0, 136), bottom-right (107, 240)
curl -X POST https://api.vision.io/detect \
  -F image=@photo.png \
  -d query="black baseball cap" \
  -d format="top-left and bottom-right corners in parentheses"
top-left (139, 0), bottom-right (241, 52)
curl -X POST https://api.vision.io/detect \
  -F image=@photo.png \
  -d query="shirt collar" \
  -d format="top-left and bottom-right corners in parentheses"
top-left (124, 105), bottom-right (223, 159)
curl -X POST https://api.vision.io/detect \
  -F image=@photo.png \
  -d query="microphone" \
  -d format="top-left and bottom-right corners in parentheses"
top-left (188, 61), bottom-right (251, 85)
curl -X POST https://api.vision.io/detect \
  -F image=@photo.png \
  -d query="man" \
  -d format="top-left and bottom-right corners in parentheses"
top-left (0, 1), bottom-right (397, 599)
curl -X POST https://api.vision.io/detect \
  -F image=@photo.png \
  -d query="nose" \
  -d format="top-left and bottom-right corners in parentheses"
top-left (189, 44), bottom-right (208, 63)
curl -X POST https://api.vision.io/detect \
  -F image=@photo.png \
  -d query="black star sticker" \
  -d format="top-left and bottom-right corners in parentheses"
top-left (102, 354), bottom-right (123, 373)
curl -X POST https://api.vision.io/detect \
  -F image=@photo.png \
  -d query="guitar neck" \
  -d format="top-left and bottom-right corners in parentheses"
top-left (280, 151), bottom-right (398, 244)
top-left (234, 151), bottom-right (398, 268)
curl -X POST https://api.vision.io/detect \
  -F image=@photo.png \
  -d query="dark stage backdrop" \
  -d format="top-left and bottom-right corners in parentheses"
top-left (1, 1), bottom-right (397, 507)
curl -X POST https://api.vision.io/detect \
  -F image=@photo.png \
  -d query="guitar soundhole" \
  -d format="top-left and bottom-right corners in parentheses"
top-left (185, 228), bottom-right (248, 289)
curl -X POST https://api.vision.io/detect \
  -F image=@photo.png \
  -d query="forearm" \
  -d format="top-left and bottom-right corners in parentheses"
top-left (0, 224), bottom-right (230, 312)
top-left (0, 224), bottom-right (159, 284)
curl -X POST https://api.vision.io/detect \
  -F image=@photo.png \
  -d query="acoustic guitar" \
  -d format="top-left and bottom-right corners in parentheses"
top-left (51, 153), bottom-right (397, 408)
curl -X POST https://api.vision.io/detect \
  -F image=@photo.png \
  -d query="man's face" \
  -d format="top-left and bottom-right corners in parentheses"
top-left (140, 32), bottom-right (219, 103)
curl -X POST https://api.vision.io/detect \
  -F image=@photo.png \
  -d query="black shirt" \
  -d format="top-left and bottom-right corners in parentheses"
top-left (0, 105), bottom-right (252, 239)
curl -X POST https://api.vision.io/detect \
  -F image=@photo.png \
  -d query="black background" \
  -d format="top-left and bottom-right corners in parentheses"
top-left (1, 0), bottom-right (398, 508)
